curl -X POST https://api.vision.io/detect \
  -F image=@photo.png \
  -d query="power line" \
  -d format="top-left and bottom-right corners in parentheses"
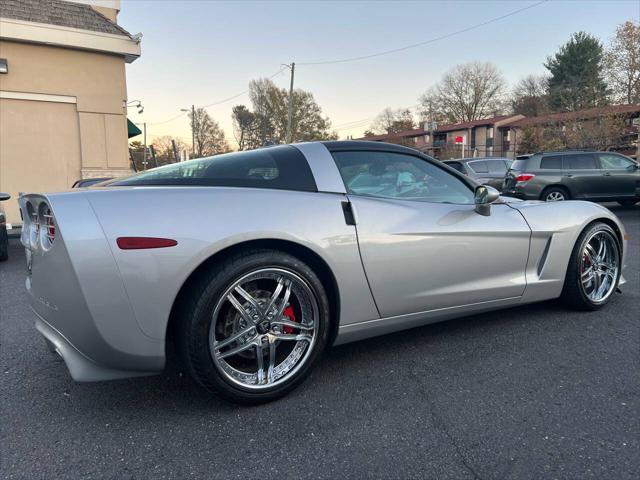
top-left (298, 0), bottom-right (549, 66)
top-left (145, 67), bottom-right (286, 125)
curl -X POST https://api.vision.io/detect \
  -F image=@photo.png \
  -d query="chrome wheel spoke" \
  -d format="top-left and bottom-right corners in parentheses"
top-left (235, 286), bottom-right (262, 313)
top-left (214, 325), bottom-right (256, 351)
top-left (271, 318), bottom-right (314, 331)
top-left (256, 342), bottom-right (265, 384)
top-left (267, 340), bottom-right (276, 384)
top-left (216, 336), bottom-right (258, 359)
top-left (264, 277), bottom-right (285, 314)
top-left (596, 238), bottom-right (607, 262)
top-left (226, 293), bottom-right (255, 324)
top-left (274, 333), bottom-right (313, 342)
top-left (581, 267), bottom-right (595, 285)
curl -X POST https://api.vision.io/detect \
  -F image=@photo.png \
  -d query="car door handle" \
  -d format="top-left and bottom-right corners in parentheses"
top-left (603, 172), bottom-right (611, 176)
top-left (564, 174), bottom-right (573, 178)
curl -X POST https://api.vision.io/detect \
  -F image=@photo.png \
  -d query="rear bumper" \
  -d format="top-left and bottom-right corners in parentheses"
top-left (502, 186), bottom-right (539, 200)
top-left (33, 309), bottom-right (159, 382)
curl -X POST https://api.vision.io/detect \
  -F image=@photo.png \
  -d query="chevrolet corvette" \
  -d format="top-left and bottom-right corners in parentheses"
top-left (20, 141), bottom-right (628, 403)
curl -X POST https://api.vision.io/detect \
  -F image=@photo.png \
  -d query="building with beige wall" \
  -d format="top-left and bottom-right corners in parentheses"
top-left (0, 0), bottom-right (140, 225)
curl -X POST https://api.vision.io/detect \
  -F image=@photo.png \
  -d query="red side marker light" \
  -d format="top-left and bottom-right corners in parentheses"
top-left (116, 237), bottom-right (178, 250)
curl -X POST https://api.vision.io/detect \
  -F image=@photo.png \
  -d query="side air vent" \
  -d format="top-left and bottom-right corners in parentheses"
top-left (537, 236), bottom-right (552, 277)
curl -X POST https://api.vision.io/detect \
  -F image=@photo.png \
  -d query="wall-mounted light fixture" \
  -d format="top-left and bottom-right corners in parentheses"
top-left (0, 59), bottom-right (8, 74)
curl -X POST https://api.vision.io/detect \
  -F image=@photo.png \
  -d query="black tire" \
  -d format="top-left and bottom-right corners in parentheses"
top-left (617, 199), bottom-right (638, 207)
top-left (541, 186), bottom-right (570, 202)
top-left (176, 249), bottom-right (330, 404)
top-left (0, 226), bottom-right (8, 262)
top-left (560, 222), bottom-right (621, 311)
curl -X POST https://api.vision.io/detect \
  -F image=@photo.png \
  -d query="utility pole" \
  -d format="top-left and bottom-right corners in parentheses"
top-left (191, 104), bottom-right (196, 158)
top-left (143, 122), bottom-right (148, 171)
top-left (286, 62), bottom-right (295, 144)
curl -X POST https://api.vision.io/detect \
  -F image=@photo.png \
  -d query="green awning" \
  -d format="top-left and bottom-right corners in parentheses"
top-left (127, 119), bottom-right (142, 138)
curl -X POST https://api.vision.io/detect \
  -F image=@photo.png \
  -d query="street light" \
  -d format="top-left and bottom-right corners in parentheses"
top-left (127, 100), bottom-right (144, 114)
top-left (181, 105), bottom-right (195, 158)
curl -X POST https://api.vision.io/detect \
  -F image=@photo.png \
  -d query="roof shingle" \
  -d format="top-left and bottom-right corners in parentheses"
top-left (0, 0), bottom-right (132, 37)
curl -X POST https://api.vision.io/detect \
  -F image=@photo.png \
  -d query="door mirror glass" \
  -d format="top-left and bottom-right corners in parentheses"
top-left (0, 193), bottom-right (10, 202)
top-left (474, 185), bottom-right (500, 216)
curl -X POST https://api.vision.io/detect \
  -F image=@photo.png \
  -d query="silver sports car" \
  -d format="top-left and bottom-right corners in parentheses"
top-left (20, 141), bottom-right (628, 403)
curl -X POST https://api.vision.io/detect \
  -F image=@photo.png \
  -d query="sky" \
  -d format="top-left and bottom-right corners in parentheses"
top-left (119, 0), bottom-right (640, 148)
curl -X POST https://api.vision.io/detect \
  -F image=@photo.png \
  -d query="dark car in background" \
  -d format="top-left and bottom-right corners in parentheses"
top-left (0, 192), bottom-right (10, 261)
top-left (442, 157), bottom-right (512, 191)
top-left (71, 177), bottom-right (113, 188)
top-left (503, 151), bottom-right (640, 205)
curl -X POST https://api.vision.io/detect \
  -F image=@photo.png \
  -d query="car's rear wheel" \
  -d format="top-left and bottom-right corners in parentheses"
top-left (542, 187), bottom-right (569, 202)
top-left (561, 222), bottom-right (621, 310)
top-left (617, 199), bottom-right (638, 207)
top-left (0, 226), bottom-right (8, 262)
top-left (177, 249), bottom-right (330, 404)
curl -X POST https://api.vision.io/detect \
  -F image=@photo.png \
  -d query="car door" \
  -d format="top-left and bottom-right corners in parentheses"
top-left (597, 153), bottom-right (640, 198)
top-left (561, 153), bottom-right (602, 199)
top-left (331, 150), bottom-right (531, 319)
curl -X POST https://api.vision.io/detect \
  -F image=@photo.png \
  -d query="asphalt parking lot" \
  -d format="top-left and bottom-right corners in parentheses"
top-left (1, 203), bottom-right (638, 480)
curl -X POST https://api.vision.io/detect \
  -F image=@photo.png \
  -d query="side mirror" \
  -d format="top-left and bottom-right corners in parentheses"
top-left (474, 185), bottom-right (500, 216)
top-left (0, 193), bottom-right (10, 202)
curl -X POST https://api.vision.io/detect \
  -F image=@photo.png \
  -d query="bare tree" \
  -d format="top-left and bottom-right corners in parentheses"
top-left (370, 108), bottom-right (415, 134)
top-left (420, 62), bottom-right (507, 123)
top-left (189, 107), bottom-right (228, 157)
top-left (512, 74), bottom-right (550, 116)
top-left (605, 21), bottom-right (640, 104)
top-left (151, 136), bottom-right (188, 165)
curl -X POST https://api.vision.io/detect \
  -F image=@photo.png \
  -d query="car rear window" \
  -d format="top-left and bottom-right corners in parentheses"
top-left (509, 159), bottom-right (528, 171)
top-left (468, 160), bottom-right (488, 173)
top-left (109, 145), bottom-right (317, 192)
top-left (540, 155), bottom-right (563, 169)
top-left (566, 154), bottom-right (598, 170)
top-left (487, 160), bottom-right (507, 173)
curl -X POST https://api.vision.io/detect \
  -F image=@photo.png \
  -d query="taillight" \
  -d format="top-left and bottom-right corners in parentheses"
top-left (38, 203), bottom-right (55, 250)
top-left (44, 208), bottom-right (55, 244)
top-left (515, 173), bottom-right (535, 183)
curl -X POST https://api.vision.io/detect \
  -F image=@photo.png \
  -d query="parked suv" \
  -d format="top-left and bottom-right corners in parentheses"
top-left (503, 151), bottom-right (640, 205)
top-left (442, 157), bottom-right (512, 191)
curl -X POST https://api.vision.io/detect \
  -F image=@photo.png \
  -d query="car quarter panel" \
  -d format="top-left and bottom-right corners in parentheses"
top-left (509, 200), bottom-right (628, 303)
top-left (84, 186), bottom-right (379, 341)
top-left (20, 193), bottom-right (165, 375)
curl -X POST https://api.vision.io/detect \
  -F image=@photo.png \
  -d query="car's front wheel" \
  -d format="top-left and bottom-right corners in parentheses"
top-left (177, 249), bottom-right (330, 404)
top-left (561, 222), bottom-right (621, 310)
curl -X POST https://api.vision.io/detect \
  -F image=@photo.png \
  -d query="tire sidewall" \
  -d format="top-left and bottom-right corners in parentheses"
top-left (183, 251), bottom-right (330, 403)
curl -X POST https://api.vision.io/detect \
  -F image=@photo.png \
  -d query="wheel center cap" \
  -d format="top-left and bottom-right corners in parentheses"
top-left (257, 320), bottom-right (270, 334)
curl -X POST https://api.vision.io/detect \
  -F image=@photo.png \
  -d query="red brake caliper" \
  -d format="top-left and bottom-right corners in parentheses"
top-left (282, 305), bottom-right (297, 334)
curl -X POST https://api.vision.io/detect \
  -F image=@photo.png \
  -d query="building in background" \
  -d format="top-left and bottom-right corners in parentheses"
top-left (0, 0), bottom-right (140, 225)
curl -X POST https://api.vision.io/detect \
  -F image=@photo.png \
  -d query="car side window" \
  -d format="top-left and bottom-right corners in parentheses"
top-left (487, 160), bottom-right (507, 174)
top-left (598, 153), bottom-right (634, 170)
top-left (566, 154), bottom-right (598, 170)
top-left (332, 150), bottom-right (475, 205)
top-left (468, 160), bottom-right (488, 173)
top-left (444, 161), bottom-right (465, 173)
top-left (540, 155), bottom-right (563, 169)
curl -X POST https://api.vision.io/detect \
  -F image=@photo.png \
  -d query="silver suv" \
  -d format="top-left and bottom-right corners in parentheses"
top-left (503, 151), bottom-right (639, 206)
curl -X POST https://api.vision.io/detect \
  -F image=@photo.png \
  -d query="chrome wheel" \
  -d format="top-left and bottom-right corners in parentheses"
top-left (545, 191), bottom-right (566, 201)
top-left (209, 268), bottom-right (319, 390)
top-left (580, 231), bottom-right (619, 303)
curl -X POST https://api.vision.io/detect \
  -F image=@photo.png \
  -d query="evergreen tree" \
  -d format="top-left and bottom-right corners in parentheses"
top-left (545, 32), bottom-right (609, 111)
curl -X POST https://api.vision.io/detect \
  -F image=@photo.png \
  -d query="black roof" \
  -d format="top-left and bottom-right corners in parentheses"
top-left (0, 0), bottom-right (133, 37)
